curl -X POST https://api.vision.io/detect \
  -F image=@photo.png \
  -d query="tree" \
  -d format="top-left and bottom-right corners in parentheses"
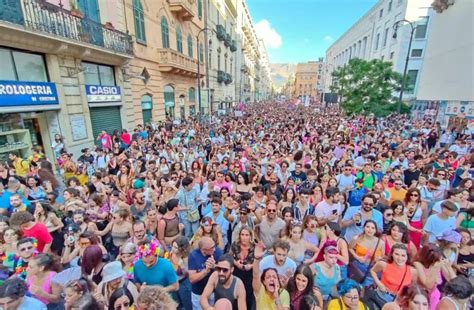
top-left (330, 58), bottom-right (410, 116)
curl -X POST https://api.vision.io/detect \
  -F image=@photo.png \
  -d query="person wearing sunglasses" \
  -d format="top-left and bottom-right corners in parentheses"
top-left (3, 237), bottom-right (37, 280)
top-left (342, 194), bottom-right (383, 242)
top-left (200, 254), bottom-right (247, 310)
top-left (388, 180), bottom-right (407, 206)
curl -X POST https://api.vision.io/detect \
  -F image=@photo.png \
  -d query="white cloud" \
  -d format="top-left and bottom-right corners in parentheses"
top-left (324, 35), bottom-right (334, 42)
top-left (254, 20), bottom-right (283, 49)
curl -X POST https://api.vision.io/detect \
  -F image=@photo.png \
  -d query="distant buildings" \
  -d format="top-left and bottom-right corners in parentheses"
top-left (293, 59), bottom-right (323, 102)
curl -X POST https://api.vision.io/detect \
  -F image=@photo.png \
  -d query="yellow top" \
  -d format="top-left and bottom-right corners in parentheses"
top-left (13, 158), bottom-right (29, 177)
top-left (256, 288), bottom-right (290, 310)
top-left (327, 298), bottom-right (367, 310)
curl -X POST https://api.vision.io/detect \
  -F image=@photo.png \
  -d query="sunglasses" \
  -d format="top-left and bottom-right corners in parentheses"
top-left (216, 266), bottom-right (230, 273)
top-left (395, 183), bottom-right (403, 186)
top-left (363, 203), bottom-right (374, 206)
top-left (410, 193), bottom-right (419, 197)
top-left (267, 209), bottom-right (277, 213)
top-left (19, 246), bottom-right (33, 252)
top-left (80, 241), bottom-right (91, 247)
top-left (385, 213), bottom-right (394, 216)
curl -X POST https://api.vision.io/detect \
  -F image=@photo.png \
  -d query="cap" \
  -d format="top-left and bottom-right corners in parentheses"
top-left (441, 200), bottom-right (458, 212)
top-left (437, 230), bottom-right (462, 244)
top-left (324, 245), bottom-right (340, 255)
top-left (238, 204), bottom-right (250, 214)
top-left (327, 222), bottom-right (342, 234)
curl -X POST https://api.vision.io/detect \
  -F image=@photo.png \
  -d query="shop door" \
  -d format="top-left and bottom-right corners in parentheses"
top-left (90, 106), bottom-right (122, 146)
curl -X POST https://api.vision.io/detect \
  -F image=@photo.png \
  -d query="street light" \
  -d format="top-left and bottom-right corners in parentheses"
top-left (393, 19), bottom-right (416, 113)
top-left (196, 27), bottom-right (216, 117)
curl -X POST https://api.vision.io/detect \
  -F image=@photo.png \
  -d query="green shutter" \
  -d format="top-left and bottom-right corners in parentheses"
top-left (90, 107), bottom-right (123, 146)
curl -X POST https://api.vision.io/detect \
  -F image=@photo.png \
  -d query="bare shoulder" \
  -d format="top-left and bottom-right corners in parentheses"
top-left (382, 302), bottom-right (401, 310)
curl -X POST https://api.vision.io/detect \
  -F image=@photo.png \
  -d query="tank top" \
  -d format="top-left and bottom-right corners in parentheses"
top-left (215, 277), bottom-right (238, 310)
top-left (162, 216), bottom-right (180, 238)
top-left (381, 263), bottom-right (412, 295)
top-left (313, 263), bottom-right (340, 297)
top-left (408, 203), bottom-right (423, 222)
top-left (26, 271), bottom-right (56, 304)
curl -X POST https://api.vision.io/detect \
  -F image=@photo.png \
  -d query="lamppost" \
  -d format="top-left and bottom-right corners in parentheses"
top-left (196, 27), bottom-right (216, 117)
top-left (393, 19), bottom-right (416, 114)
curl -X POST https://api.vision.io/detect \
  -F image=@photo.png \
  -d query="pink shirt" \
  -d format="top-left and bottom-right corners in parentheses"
top-left (27, 271), bottom-right (56, 304)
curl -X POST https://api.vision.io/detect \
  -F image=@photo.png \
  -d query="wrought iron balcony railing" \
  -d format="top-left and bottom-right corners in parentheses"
top-left (224, 33), bottom-right (231, 47)
top-left (0, 0), bottom-right (133, 55)
top-left (230, 39), bottom-right (237, 52)
top-left (224, 73), bottom-right (232, 85)
top-left (216, 24), bottom-right (226, 41)
top-left (217, 70), bottom-right (226, 83)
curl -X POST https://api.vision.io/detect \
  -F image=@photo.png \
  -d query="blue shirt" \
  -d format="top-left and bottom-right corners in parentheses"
top-left (134, 257), bottom-right (178, 287)
top-left (205, 211), bottom-right (229, 247)
top-left (188, 247), bottom-right (222, 295)
top-left (175, 186), bottom-right (200, 221)
top-left (343, 206), bottom-right (384, 242)
top-left (19, 296), bottom-right (47, 310)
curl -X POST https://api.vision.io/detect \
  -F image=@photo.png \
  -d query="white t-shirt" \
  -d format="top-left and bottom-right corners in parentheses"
top-left (315, 200), bottom-right (342, 222)
top-left (423, 214), bottom-right (456, 243)
top-left (259, 255), bottom-right (297, 277)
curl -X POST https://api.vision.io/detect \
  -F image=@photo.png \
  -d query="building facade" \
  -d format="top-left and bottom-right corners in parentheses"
top-left (415, 0), bottom-right (473, 128)
top-left (205, 0), bottom-right (238, 114)
top-left (324, 0), bottom-right (432, 102)
top-left (0, 0), bottom-right (134, 160)
top-left (125, 0), bottom-right (205, 123)
top-left (293, 60), bottom-right (323, 101)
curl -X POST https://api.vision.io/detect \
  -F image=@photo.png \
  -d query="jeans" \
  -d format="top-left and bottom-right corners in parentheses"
top-left (182, 219), bottom-right (199, 239)
top-left (178, 278), bottom-right (192, 310)
top-left (191, 292), bottom-right (214, 310)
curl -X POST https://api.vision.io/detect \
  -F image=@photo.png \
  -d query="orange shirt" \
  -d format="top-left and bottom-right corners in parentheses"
top-left (381, 263), bottom-right (412, 294)
top-left (388, 188), bottom-right (407, 204)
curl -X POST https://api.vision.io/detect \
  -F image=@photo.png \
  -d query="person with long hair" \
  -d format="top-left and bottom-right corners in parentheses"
top-left (383, 222), bottom-right (417, 258)
top-left (108, 286), bottom-right (135, 310)
top-left (391, 200), bottom-right (410, 228)
top-left (283, 222), bottom-right (320, 265)
top-left (81, 245), bottom-right (106, 285)
top-left (191, 216), bottom-right (224, 250)
top-left (369, 244), bottom-right (419, 306)
top-left (96, 208), bottom-right (133, 258)
top-left (404, 188), bottom-right (427, 248)
top-left (25, 253), bottom-right (62, 305)
top-left (287, 264), bottom-right (322, 310)
top-left (118, 242), bottom-right (137, 281)
top-left (349, 220), bottom-right (384, 287)
top-left (311, 245), bottom-right (342, 302)
top-left (279, 188), bottom-right (297, 212)
top-left (169, 236), bottom-right (192, 310)
top-left (382, 284), bottom-right (429, 310)
top-left (413, 244), bottom-right (456, 310)
top-left (455, 229), bottom-right (474, 277)
top-left (135, 286), bottom-right (178, 310)
top-left (230, 226), bottom-right (256, 310)
top-left (64, 278), bottom-right (93, 310)
top-left (252, 241), bottom-right (291, 309)
top-left (302, 215), bottom-right (321, 249)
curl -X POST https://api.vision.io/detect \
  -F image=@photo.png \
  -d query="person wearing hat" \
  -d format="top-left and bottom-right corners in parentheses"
top-left (423, 200), bottom-right (458, 244)
top-left (96, 261), bottom-right (139, 308)
top-left (437, 230), bottom-right (463, 266)
top-left (432, 188), bottom-right (463, 215)
top-left (224, 202), bottom-right (256, 244)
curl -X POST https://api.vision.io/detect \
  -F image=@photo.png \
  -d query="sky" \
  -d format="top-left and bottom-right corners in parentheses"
top-left (247, 0), bottom-right (379, 63)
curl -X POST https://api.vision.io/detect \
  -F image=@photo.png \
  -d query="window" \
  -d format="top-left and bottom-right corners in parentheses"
top-left (217, 53), bottom-right (221, 71)
top-left (390, 52), bottom-right (394, 59)
top-left (161, 17), bottom-right (170, 48)
top-left (83, 62), bottom-right (116, 86)
top-left (406, 69), bottom-right (418, 93)
top-left (187, 34), bottom-right (193, 58)
top-left (176, 26), bottom-right (183, 53)
top-left (375, 33), bottom-right (380, 50)
top-left (0, 49), bottom-right (48, 82)
top-left (379, 9), bottom-right (383, 19)
top-left (189, 87), bottom-right (196, 103)
top-left (411, 49), bottom-right (423, 57)
top-left (383, 28), bottom-right (389, 47)
top-left (199, 43), bottom-right (204, 63)
top-left (198, 0), bottom-right (203, 20)
top-left (133, 0), bottom-right (146, 43)
top-left (388, 0), bottom-right (393, 12)
top-left (415, 17), bottom-right (429, 39)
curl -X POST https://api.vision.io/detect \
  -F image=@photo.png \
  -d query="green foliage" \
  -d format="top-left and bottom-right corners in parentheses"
top-left (330, 59), bottom-right (410, 117)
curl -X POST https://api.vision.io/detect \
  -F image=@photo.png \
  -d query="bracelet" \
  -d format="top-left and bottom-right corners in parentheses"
top-left (275, 298), bottom-right (281, 305)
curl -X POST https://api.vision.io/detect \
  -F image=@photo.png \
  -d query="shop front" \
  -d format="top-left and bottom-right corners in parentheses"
top-left (0, 80), bottom-right (61, 163)
top-left (85, 84), bottom-right (123, 145)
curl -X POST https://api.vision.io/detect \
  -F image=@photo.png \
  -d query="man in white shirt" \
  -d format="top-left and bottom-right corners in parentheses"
top-left (336, 165), bottom-right (355, 192)
top-left (259, 239), bottom-right (296, 286)
top-left (315, 187), bottom-right (341, 226)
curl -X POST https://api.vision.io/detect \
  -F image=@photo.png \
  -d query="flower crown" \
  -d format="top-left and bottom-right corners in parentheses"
top-left (136, 239), bottom-right (164, 259)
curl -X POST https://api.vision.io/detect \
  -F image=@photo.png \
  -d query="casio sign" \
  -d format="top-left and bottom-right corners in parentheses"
top-left (88, 85), bottom-right (119, 95)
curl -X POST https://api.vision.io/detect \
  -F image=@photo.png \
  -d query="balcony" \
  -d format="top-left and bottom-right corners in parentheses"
top-left (230, 40), bottom-right (237, 52)
top-left (0, 0), bottom-right (133, 57)
top-left (169, 0), bottom-right (195, 21)
top-left (224, 33), bottom-right (232, 47)
top-left (224, 73), bottom-right (232, 85)
top-left (157, 48), bottom-right (204, 77)
top-left (216, 24), bottom-right (226, 41)
top-left (217, 70), bottom-right (226, 83)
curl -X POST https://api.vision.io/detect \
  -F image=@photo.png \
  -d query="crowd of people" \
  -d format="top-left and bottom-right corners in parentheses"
top-left (0, 101), bottom-right (473, 310)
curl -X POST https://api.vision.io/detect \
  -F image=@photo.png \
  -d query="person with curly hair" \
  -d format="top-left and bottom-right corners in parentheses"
top-left (135, 286), bottom-right (178, 310)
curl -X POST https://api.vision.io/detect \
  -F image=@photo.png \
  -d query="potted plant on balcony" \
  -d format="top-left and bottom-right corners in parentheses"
top-left (70, 0), bottom-right (84, 18)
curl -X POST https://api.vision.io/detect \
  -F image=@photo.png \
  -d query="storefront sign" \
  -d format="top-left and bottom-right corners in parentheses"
top-left (0, 80), bottom-right (58, 106)
top-left (85, 85), bottom-right (121, 103)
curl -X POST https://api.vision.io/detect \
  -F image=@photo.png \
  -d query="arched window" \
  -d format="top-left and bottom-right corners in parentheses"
top-left (198, 0), bottom-right (203, 20)
top-left (133, 0), bottom-right (146, 43)
top-left (164, 85), bottom-right (175, 119)
top-left (189, 87), bottom-right (196, 103)
top-left (187, 34), bottom-right (193, 58)
top-left (176, 26), bottom-right (183, 53)
top-left (199, 43), bottom-right (204, 63)
top-left (161, 17), bottom-right (169, 48)
top-left (141, 94), bottom-right (153, 125)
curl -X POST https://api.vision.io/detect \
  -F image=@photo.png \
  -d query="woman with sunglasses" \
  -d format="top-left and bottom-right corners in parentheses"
top-left (96, 208), bottom-right (133, 259)
top-left (190, 217), bottom-right (224, 250)
top-left (404, 188), bottom-right (427, 249)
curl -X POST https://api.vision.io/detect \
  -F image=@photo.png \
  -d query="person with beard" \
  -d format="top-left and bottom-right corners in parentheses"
top-left (3, 237), bottom-right (37, 279)
top-left (259, 240), bottom-right (297, 288)
top-left (133, 239), bottom-right (178, 292)
top-left (200, 254), bottom-right (247, 310)
top-left (252, 241), bottom-right (291, 310)
top-left (264, 173), bottom-right (285, 202)
top-left (341, 194), bottom-right (383, 242)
